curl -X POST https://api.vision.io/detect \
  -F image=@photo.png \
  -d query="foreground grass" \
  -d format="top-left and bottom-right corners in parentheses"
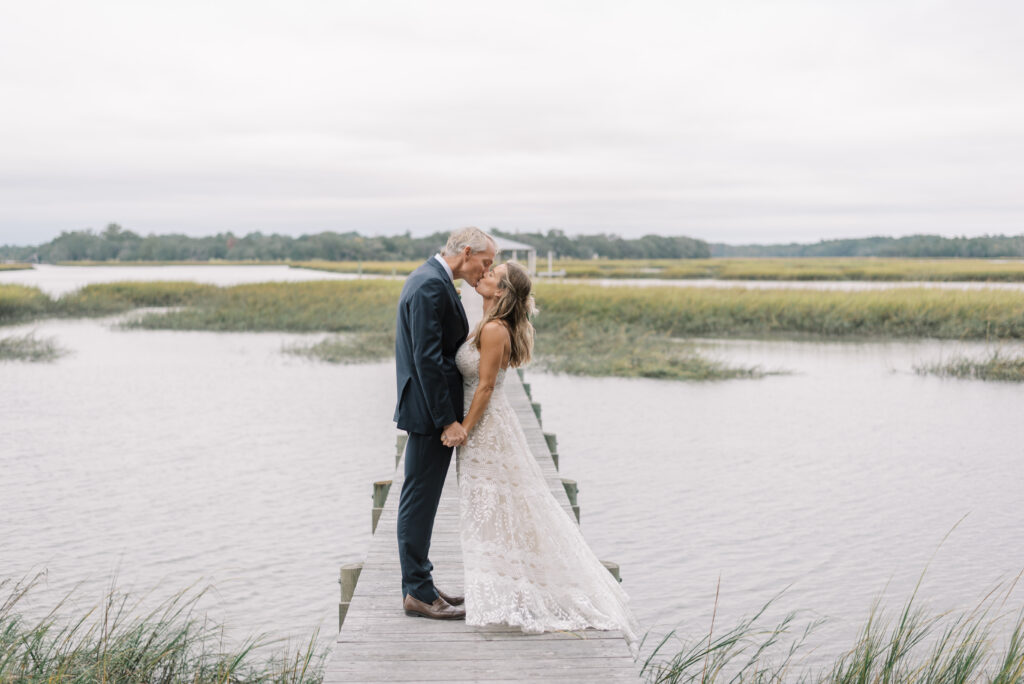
top-left (915, 351), bottom-right (1024, 382)
top-left (0, 332), bottom-right (65, 362)
top-left (1, 575), bottom-right (324, 683)
top-left (642, 575), bottom-right (1024, 683)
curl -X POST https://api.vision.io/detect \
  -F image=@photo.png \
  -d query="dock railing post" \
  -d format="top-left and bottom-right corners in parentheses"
top-left (372, 480), bottom-right (392, 533)
top-left (543, 432), bottom-right (559, 470)
top-left (561, 478), bottom-right (579, 522)
top-left (338, 562), bottom-right (363, 629)
top-left (395, 434), bottom-right (408, 469)
top-left (601, 560), bottom-right (622, 583)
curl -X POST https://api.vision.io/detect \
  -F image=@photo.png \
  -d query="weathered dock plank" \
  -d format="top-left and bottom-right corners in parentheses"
top-left (324, 371), bottom-right (639, 682)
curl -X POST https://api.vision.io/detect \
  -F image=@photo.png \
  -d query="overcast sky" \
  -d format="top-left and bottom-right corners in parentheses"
top-left (1, 0), bottom-right (1022, 245)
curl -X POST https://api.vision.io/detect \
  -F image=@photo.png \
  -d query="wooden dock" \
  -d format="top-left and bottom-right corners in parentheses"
top-left (324, 370), bottom-right (639, 682)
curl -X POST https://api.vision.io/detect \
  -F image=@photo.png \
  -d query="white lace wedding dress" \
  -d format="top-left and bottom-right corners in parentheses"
top-left (455, 339), bottom-right (640, 651)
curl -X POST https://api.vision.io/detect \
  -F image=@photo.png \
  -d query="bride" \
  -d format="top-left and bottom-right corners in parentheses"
top-left (444, 260), bottom-right (640, 650)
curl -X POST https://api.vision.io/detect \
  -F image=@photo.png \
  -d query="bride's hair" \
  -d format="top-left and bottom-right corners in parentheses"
top-left (473, 261), bottom-right (536, 368)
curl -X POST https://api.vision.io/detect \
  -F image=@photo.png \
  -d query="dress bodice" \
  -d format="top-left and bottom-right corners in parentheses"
top-left (455, 338), bottom-right (507, 393)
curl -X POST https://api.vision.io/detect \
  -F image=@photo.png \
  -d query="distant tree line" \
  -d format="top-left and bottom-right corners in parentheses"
top-left (5, 225), bottom-right (1022, 262)
top-left (0, 225), bottom-right (711, 262)
top-left (711, 235), bottom-right (1024, 258)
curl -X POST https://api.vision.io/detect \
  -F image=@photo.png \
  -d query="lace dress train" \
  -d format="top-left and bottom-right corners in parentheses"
top-left (455, 340), bottom-right (640, 650)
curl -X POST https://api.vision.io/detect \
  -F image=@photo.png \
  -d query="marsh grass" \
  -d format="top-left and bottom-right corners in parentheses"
top-left (544, 258), bottom-right (1024, 282)
top-left (0, 575), bottom-right (325, 683)
top-left (0, 284), bottom-right (53, 324)
top-left (0, 263), bottom-right (33, 271)
top-left (0, 332), bottom-right (65, 362)
top-left (534, 284), bottom-right (1024, 340)
top-left (7, 279), bottom-right (1024, 379)
top-left (642, 577), bottom-right (1024, 683)
top-left (124, 281), bottom-right (403, 332)
top-left (641, 595), bottom-right (820, 683)
top-left (534, 323), bottom-right (765, 380)
top-left (294, 257), bottom-right (1024, 281)
top-left (284, 332), bottom-right (395, 363)
top-left (58, 281), bottom-right (220, 316)
top-left (914, 351), bottom-right (1024, 382)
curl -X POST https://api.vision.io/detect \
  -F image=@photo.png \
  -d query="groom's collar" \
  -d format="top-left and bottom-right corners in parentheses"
top-left (433, 253), bottom-right (454, 282)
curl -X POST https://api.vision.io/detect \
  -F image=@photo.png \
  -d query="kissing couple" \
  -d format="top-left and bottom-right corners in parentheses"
top-left (393, 227), bottom-right (639, 646)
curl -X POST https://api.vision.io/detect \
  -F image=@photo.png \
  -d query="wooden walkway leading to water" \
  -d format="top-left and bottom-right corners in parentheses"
top-left (324, 370), bottom-right (639, 683)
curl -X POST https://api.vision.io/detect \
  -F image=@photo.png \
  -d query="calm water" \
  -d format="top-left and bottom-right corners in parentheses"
top-left (3, 266), bottom-right (1023, 668)
top-left (0, 263), bottom-right (388, 296)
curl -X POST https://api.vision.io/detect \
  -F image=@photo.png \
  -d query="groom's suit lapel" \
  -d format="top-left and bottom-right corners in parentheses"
top-left (426, 258), bottom-right (469, 340)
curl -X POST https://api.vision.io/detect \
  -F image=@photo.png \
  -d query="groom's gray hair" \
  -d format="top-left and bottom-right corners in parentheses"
top-left (442, 227), bottom-right (497, 257)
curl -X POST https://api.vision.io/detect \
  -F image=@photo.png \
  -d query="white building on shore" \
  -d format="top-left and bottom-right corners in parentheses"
top-left (492, 236), bottom-right (537, 275)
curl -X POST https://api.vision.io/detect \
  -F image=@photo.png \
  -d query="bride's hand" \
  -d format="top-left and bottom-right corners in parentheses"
top-left (441, 421), bottom-right (467, 447)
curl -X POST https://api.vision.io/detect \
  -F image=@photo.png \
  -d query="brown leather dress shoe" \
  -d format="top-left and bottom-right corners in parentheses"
top-left (403, 594), bottom-right (466, 620)
top-left (436, 588), bottom-right (465, 606)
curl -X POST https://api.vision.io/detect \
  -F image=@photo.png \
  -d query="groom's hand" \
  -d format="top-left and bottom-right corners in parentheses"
top-left (441, 421), bottom-right (467, 448)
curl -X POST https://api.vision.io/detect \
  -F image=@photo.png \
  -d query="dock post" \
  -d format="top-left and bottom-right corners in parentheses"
top-left (601, 560), bottom-right (622, 583)
top-left (544, 432), bottom-right (558, 470)
top-left (395, 434), bottom-right (408, 469)
top-left (531, 401), bottom-right (542, 426)
top-left (522, 382), bottom-right (532, 399)
top-left (338, 562), bottom-right (363, 629)
top-left (372, 480), bottom-right (392, 533)
top-left (561, 477), bottom-right (579, 522)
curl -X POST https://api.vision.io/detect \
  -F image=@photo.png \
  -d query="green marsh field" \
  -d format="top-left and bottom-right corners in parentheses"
top-left (293, 257), bottom-right (1024, 282)
top-left (18, 256), bottom-right (1024, 281)
top-left (4, 279), bottom-right (1024, 379)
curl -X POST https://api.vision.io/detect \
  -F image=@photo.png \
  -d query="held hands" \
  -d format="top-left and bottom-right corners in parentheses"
top-left (441, 421), bottom-right (468, 448)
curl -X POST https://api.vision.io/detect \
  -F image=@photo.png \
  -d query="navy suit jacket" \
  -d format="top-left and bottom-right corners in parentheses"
top-left (393, 258), bottom-right (469, 434)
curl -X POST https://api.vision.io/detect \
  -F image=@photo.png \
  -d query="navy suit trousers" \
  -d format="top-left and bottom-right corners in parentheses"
top-left (397, 429), bottom-right (453, 603)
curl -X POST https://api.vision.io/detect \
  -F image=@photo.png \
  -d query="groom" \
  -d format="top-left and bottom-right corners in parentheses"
top-left (393, 226), bottom-right (496, 619)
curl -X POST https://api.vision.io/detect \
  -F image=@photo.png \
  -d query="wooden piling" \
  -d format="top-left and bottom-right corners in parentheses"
top-left (561, 477), bottom-right (580, 522)
top-left (601, 560), bottom-right (622, 583)
top-left (338, 562), bottom-right (363, 629)
top-left (371, 480), bottom-right (392, 533)
top-left (395, 434), bottom-right (408, 468)
top-left (545, 432), bottom-right (559, 470)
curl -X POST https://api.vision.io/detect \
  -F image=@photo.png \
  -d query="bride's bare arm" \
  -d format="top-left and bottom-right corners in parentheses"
top-left (461, 322), bottom-right (510, 435)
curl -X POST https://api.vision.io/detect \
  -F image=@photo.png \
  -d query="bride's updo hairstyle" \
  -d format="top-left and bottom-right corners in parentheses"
top-left (473, 261), bottom-right (535, 368)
